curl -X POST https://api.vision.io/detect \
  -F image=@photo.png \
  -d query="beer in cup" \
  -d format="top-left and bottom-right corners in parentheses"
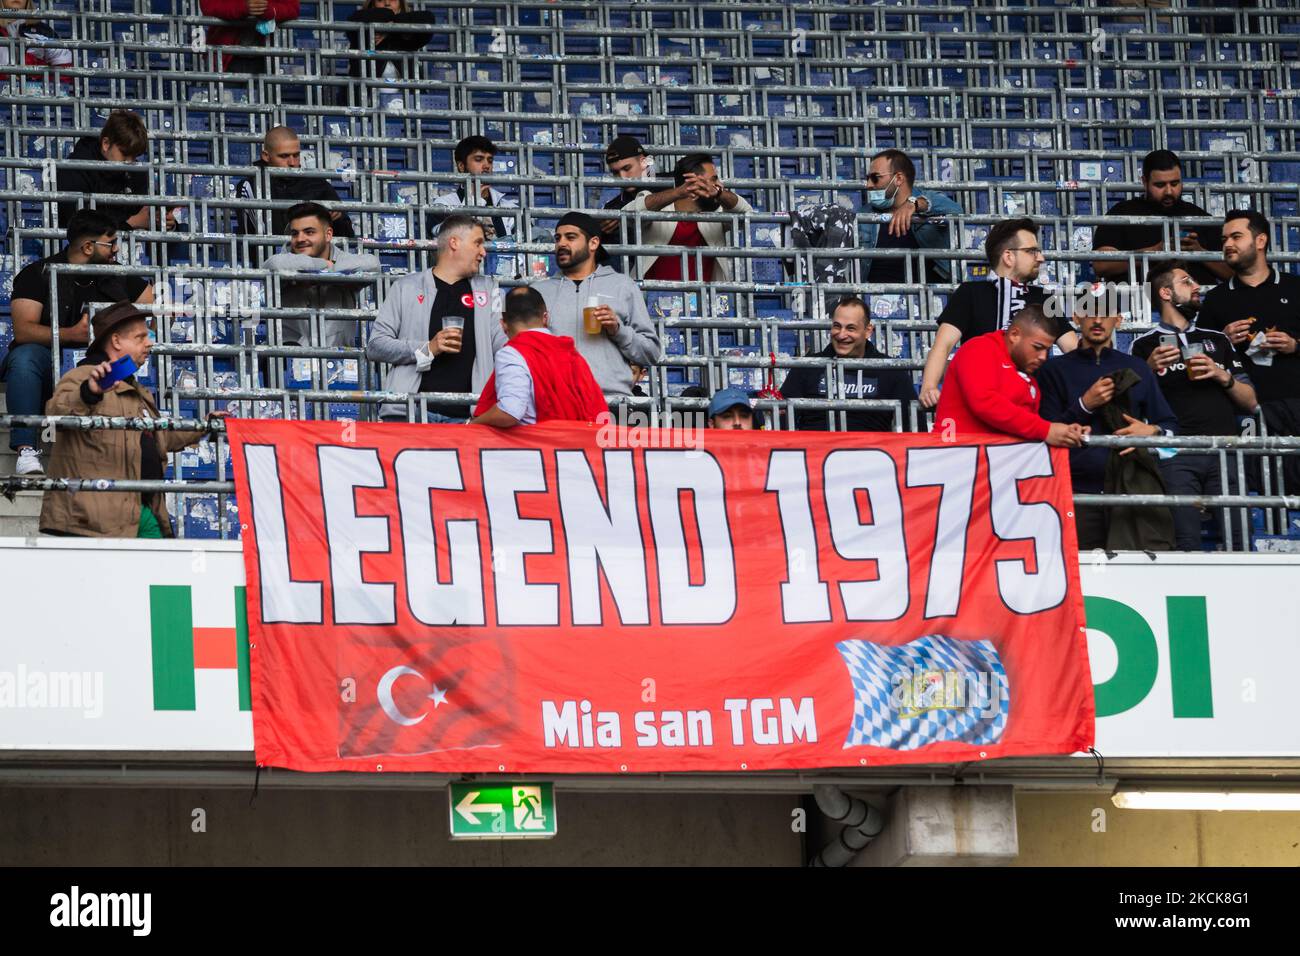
top-left (441, 315), bottom-right (464, 352)
top-left (583, 296), bottom-right (602, 335)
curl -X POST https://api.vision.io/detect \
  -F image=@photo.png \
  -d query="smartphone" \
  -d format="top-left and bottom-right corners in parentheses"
top-left (97, 354), bottom-right (138, 390)
top-left (1158, 333), bottom-right (1179, 351)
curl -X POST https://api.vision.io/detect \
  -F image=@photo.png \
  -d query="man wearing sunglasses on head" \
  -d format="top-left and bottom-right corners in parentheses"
top-left (1, 209), bottom-right (154, 476)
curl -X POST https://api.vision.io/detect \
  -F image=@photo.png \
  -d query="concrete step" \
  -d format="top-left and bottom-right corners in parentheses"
top-left (0, 514), bottom-right (41, 538)
top-left (0, 491), bottom-right (42, 519)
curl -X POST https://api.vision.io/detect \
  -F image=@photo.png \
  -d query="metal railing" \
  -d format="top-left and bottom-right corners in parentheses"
top-left (2, 415), bottom-right (1296, 548)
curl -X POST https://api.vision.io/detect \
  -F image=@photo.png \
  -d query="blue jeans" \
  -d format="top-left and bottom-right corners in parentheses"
top-left (0, 343), bottom-right (54, 451)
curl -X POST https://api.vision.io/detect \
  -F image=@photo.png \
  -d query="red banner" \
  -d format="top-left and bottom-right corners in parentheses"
top-left (227, 419), bottom-right (1093, 773)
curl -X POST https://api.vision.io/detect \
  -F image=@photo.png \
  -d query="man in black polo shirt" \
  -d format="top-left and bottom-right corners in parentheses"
top-left (1196, 208), bottom-right (1300, 490)
top-left (1133, 261), bottom-right (1258, 550)
top-left (919, 217), bottom-right (1078, 408)
top-left (0, 209), bottom-right (153, 475)
top-left (1091, 149), bottom-right (1230, 286)
top-left (780, 296), bottom-right (917, 432)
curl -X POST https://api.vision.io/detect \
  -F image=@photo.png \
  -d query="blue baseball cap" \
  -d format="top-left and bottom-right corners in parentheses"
top-left (707, 387), bottom-right (762, 425)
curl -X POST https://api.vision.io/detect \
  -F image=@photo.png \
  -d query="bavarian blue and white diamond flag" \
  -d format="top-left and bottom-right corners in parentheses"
top-left (837, 635), bottom-right (1009, 750)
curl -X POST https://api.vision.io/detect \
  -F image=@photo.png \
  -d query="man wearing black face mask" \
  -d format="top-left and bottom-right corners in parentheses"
top-left (624, 153), bottom-right (752, 283)
top-left (1132, 260), bottom-right (1257, 550)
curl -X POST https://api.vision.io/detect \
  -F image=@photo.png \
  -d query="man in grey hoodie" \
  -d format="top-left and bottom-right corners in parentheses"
top-left (263, 202), bottom-right (382, 350)
top-left (531, 211), bottom-right (661, 400)
top-left (366, 214), bottom-right (505, 421)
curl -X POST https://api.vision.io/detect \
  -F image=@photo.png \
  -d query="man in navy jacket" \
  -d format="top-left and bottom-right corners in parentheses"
top-left (1038, 311), bottom-right (1178, 550)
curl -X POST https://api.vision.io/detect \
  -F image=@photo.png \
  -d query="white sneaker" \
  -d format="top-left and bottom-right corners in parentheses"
top-left (14, 448), bottom-right (43, 476)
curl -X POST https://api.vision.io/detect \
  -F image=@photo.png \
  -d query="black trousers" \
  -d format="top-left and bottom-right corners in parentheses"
top-left (1260, 398), bottom-right (1300, 494)
top-left (1074, 504), bottom-right (1111, 553)
top-left (1159, 454), bottom-right (1248, 551)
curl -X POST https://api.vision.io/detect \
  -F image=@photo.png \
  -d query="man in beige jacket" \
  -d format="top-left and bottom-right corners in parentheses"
top-left (39, 301), bottom-right (222, 539)
top-left (622, 153), bottom-right (753, 282)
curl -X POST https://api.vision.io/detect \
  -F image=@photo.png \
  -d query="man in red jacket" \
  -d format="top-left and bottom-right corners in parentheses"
top-left (934, 304), bottom-right (1087, 447)
top-left (471, 288), bottom-right (609, 427)
top-left (199, 0), bottom-right (299, 73)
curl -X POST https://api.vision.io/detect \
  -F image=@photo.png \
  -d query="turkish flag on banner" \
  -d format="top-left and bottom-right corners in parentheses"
top-left (227, 419), bottom-right (1093, 773)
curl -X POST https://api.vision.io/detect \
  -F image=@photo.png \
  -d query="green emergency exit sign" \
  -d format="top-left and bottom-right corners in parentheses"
top-left (448, 782), bottom-right (557, 840)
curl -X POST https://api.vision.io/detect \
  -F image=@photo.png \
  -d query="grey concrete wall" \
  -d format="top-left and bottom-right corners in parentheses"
top-left (0, 787), bottom-right (805, 866)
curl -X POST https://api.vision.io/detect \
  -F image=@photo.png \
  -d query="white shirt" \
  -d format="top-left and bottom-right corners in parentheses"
top-left (493, 327), bottom-right (557, 424)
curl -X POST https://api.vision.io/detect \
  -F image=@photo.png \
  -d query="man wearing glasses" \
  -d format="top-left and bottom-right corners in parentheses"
top-left (1, 210), bottom-right (153, 476)
top-left (920, 217), bottom-right (1078, 409)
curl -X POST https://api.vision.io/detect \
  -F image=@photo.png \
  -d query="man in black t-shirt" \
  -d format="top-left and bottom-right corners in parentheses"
top-left (1091, 149), bottom-right (1231, 286)
top-left (416, 266), bottom-right (477, 421)
top-left (367, 214), bottom-right (505, 422)
top-left (919, 217), bottom-right (1078, 408)
top-left (0, 210), bottom-right (153, 474)
top-left (1196, 209), bottom-right (1300, 491)
top-left (1133, 261), bottom-right (1258, 550)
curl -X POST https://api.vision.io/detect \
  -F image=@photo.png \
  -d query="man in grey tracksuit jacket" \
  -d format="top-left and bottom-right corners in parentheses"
top-left (531, 212), bottom-right (662, 400)
top-left (264, 242), bottom-right (382, 349)
top-left (366, 270), bottom-right (505, 420)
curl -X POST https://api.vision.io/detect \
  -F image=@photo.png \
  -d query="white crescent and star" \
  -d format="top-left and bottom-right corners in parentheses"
top-left (377, 665), bottom-right (450, 726)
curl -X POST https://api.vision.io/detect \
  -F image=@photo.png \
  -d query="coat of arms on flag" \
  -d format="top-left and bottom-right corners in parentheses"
top-left (837, 636), bottom-right (1010, 751)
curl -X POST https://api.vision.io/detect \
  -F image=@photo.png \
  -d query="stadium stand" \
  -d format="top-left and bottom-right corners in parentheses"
top-left (1, 0), bottom-right (1299, 547)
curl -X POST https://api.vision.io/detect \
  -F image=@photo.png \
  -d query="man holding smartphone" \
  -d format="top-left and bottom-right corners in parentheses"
top-left (38, 302), bottom-right (223, 539)
top-left (1039, 310), bottom-right (1178, 551)
top-left (1133, 261), bottom-right (1257, 550)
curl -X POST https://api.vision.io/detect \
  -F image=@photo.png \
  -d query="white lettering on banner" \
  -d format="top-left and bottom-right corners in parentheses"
top-left (723, 698), bottom-right (820, 745)
top-left (483, 450), bottom-right (560, 626)
top-left (986, 443), bottom-right (1068, 614)
top-left (541, 699), bottom-right (622, 747)
top-left (780, 697), bottom-right (819, 743)
top-left (634, 709), bottom-right (714, 747)
top-left (543, 699), bottom-right (813, 749)
top-left (906, 445), bottom-right (980, 619)
top-left (555, 450), bottom-right (650, 626)
top-left (247, 441), bottom-right (1066, 630)
top-left (319, 446), bottom-right (397, 625)
top-left (644, 451), bottom-right (737, 625)
top-left (823, 449), bottom-right (909, 620)
top-left (766, 450), bottom-right (832, 623)
top-left (394, 450), bottom-right (485, 626)
top-left (244, 444), bottom-right (323, 624)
